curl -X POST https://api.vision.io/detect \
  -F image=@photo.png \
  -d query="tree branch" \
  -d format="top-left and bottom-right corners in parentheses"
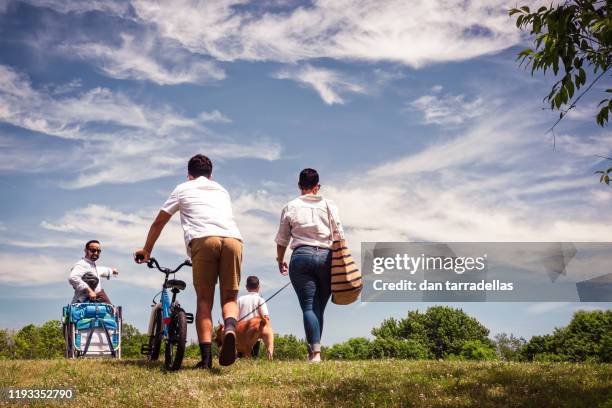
top-left (546, 67), bottom-right (610, 133)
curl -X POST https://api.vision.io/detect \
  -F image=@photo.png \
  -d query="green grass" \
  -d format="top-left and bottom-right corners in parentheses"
top-left (1, 359), bottom-right (611, 407)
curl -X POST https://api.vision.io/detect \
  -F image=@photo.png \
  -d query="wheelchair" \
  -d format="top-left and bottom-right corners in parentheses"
top-left (63, 302), bottom-right (122, 358)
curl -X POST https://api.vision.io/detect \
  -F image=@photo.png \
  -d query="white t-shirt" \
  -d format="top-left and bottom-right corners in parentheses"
top-left (238, 292), bottom-right (269, 321)
top-left (161, 176), bottom-right (242, 256)
top-left (275, 194), bottom-right (344, 250)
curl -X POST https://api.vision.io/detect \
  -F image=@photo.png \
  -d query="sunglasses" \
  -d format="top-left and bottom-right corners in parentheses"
top-left (87, 248), bottom-right (102, 254)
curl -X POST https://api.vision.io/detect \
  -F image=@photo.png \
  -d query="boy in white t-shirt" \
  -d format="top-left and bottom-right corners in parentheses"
top-left (237, 276), bottom-right (269, 357)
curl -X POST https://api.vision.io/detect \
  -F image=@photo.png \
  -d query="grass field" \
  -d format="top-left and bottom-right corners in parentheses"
top-left (1, 358), bottom-right (611, 407)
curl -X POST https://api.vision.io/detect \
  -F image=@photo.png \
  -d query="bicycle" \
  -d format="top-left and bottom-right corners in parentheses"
top-left (138, 257), bottom-right (193, 371)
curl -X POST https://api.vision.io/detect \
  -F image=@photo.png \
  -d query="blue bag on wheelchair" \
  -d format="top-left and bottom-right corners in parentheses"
top-left (64, 303), bottom-right (122, 358)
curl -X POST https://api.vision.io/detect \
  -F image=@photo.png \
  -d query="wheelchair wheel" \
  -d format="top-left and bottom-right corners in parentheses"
top-left (148, 308), bottom-right (163, 361)
top-left (116, 307), bottom-right (122, 359)
top-left (64, 323), bottom-right (75, 359)
top-left (164, 309), bottom-right (187, 371)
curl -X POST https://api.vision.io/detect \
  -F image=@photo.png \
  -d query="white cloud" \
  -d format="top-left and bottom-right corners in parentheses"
top-left (19, 0), bottom-right (131, 17)
top-left (408, 92), bottom-right (488, 126)
top-left (371, 110), bottom-right (517, 177)
top-left (525, 302), bottom-right (571, 315)
top-left (48, 79), bottom-right (83, 95)
top-left (274, 64), bottom-right (366, 105)
top-left (131, 0), bottom-right (521, 68)
top-left (525, 302), bottom-right (607, 315)
top-left (0, 65), bottom-right (281, 187)
top-left (0, 253), bottom-right (73, 286)
top-left (222, 102), bottom-right (612, 274)
top-left (198, 110), bottom-right (231, 123)
top-left (554, 133), bottom-right (612, 157)
top-left (40, 204), bottom-right (186, 255)
top-left (565, 102), bottom-right (599, 122)
top-left (66, 33), bottom-right (225, 85)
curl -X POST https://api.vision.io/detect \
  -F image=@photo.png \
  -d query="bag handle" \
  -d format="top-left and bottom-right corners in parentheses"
top-left (325, 199), bottom-right (344, 241)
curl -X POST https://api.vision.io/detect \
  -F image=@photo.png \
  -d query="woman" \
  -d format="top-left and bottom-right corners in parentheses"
top-left (275, 168), bottom-right (344, 363)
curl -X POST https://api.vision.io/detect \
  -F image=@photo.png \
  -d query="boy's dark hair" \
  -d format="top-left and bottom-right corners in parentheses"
top-left (246, 276), bottom-right (260, 290)
top-left (188, 154), bottom-right (213, 178)
top-left (298, 168), bottom-right (319, 189)
top-left (85, 239), bottom-right (100, 250)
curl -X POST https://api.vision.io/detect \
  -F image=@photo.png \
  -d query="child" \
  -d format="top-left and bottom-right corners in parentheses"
top-left (237, 276), bottom-right (269, 356)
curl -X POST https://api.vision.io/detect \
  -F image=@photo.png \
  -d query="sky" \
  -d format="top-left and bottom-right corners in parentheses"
top-left (0, 0), bottom-right (610, 345)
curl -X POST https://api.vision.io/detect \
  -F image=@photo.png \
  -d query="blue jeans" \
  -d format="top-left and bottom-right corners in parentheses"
top-left (289, 246), bottom-right (332, 353)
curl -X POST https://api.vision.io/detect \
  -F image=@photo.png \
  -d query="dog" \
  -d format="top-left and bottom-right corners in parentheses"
top-left (215, 317), bottom-right (274, 360)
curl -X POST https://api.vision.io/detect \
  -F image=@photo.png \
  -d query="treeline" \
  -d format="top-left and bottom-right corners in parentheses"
top-left (324, 307), bottom-right (612, 363)
top-left (1, 307), bottom-right (610, 362)
top-left (0, 320), bottom-right (308, 360)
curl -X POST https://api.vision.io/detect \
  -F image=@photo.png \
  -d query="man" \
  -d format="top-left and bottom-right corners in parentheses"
top-left (237, 276), bottom-right (269, 357)
top-left (69, 240), bottom-right (118, 304)
top-left (134, 154), bottom-right (243, 369)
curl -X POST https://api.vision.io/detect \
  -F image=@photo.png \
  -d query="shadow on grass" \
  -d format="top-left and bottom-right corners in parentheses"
top-left (106, 358), bottom-right (229, 376)
top-left (447, 364), bottom-right (612, 408)
top-left (297, 363), bottom-right (612, 408)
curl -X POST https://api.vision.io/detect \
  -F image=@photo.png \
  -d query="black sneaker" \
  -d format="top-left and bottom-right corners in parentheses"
top-left (219, 329), bottom-right (236, 366)
top-left (195, 353), bottom-right (212, 369)
top-left (195, 360), bottom-right (209, 369)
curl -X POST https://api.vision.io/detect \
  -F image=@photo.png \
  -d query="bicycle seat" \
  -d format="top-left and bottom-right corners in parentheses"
top-left (166, 279), bottom-right (186, 291)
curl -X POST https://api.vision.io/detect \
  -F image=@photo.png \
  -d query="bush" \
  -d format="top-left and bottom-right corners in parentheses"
top-left (523, 310), bottom-right (612, 363)
top-left (494, 332), bottom-right (526, 361)
top-left (371, 306), bottom-right (491, 359)
top-left (325, 337), bottom-right (372, 360)
top-left (533, 353), bottom-right (568, 363)
top-left (370, 338), bottom-right (431, 360)
top-left (12, 321), bottom-right (64, 359)
top-left (0, 329), bottom-right (13, 359)
top-left (273, 334), bottom-right (308, 360)
top-left (459, 340), bottom-right (497, 361)
top-left (120, 323), bottom-right (149, 359)
top-left (599, 333), bottom-right (612, 363)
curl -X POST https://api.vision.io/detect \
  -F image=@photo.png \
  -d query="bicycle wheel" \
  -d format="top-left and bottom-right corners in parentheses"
top-left (164, 309), bottom-right (187, 371)
top-left (148, 308), bottom-right (163, 361)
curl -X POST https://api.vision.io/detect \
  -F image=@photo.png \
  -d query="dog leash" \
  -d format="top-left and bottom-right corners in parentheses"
top-left (237, 281), bottom-right (292, 323)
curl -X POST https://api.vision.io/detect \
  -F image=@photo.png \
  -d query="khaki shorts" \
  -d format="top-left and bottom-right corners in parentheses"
top-left (191, 236), bottom-right (243, 291)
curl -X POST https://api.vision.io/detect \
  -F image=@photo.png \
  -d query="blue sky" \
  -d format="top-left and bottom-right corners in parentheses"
top-left (0, 0), bottom-right (610, 345)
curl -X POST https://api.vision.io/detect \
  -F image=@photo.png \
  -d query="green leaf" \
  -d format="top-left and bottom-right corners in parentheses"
top-left (596, 106), bottom-right (609, 127)
top-left (578, 68), bottom-right (586, 86)
top-left (566, 79), bottom-right (574, 99)
top-left (560, 86), bottom-right (568, 105)
top-left (520, 6), bottom-right (530, 13)
top-left (554, 93), bottom-right (562, 109)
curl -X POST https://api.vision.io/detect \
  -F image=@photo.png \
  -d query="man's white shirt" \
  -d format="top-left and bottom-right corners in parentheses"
top-left (238, 292), bottom-right (269, 321)
top-left (161, 176), bottom-right (242, 257)
top-left (68, 257), bottom-right (113, 303)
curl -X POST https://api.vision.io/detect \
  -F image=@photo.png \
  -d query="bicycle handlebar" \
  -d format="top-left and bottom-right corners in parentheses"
top-left (145, 257), bottom-right (192, 274)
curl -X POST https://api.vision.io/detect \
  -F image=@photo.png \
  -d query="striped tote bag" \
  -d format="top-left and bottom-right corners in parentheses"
top-left (326, 200), bottom-right (362, 305)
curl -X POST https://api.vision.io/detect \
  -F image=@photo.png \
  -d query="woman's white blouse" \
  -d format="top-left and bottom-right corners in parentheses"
top-left (275, 194), bottom-right (344, 250)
